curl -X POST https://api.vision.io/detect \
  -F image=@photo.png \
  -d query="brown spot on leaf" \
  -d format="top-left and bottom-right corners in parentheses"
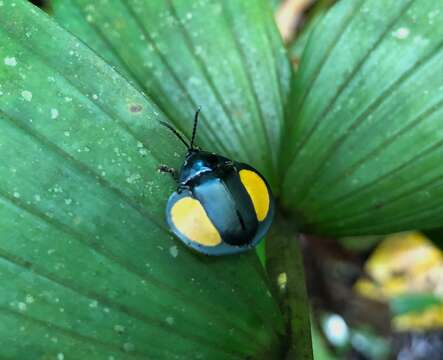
top-left (130, 104), bottom-right (142, 113)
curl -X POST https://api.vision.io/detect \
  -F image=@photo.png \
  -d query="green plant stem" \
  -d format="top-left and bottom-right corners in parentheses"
top-left (266, 212), bottom-right (313, 360)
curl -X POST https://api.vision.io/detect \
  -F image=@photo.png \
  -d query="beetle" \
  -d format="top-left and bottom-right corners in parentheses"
top-left (159, 108), bottom-right (274, 255)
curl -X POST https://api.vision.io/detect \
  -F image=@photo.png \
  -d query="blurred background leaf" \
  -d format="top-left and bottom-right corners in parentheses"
top-left (355, 232), bottom-right (443, 302)
top-left (0, 1), bottom-right (286, 358)
top-left (390, 293), bottom-right (442, 317)
top-left (355, 232), bottom-right (443, 332)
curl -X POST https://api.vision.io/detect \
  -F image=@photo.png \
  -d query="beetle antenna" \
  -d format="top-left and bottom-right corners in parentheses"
top-left (190, 107), bottom-right (201, 150)
top-left (159, 121), bottom-right (191, 149)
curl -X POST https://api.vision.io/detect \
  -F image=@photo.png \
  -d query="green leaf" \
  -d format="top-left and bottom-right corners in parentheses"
top-left (52, 0), bottom-right (293, 189)
top-left (390, 293), bottom-right (442, 316)
top-left (281, 0), bottom-right (443, 235)
top-left (0, 1), bottom-right (284, 358)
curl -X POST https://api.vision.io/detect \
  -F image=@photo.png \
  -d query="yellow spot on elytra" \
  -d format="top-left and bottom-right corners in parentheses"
top-left (171, 197), bottom-right (221, 246)
top-left (239, 169), bottom-right (270, 221)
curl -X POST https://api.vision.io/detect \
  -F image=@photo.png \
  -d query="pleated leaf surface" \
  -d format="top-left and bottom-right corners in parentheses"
top-left (281, 0), bottom-right (443, 235)
top-left (0, 1), bottom-right (285, 358)
top-left (53, 0), bottom-right (292, 188)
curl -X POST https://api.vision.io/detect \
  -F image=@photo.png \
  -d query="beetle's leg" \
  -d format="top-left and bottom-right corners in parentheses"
top-left (158, 164), bottom-right (177, 181)
top-left (177, 184), bottom-right (191, 194)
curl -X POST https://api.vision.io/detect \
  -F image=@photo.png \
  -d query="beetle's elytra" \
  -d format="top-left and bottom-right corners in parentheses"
top-left (160, 109), bottom-right (274, 256)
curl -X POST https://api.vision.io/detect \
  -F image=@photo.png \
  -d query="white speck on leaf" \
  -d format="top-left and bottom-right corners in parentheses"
top-left (13, 191), bottom-right (20, 198)
top-left (123, 342), bottom-right (135, 352)
top-left (126, 173), bottom-right (141, 184)
top-left (51, 108), bottom-right (59, 119)
top-left (4, 56), bottom-right (17, 66)
top-left (57, 353), bottom-right (64, 360)
top-left (18, 302), bottom-right (27, 311)
top-left (21, 90), bottom-right (32, 102)
top-left (113, 324), bottom-right (125, 333)
top-left (53, 185), bottom-right (63, 193)
top-left (25, 295), bottom-right (34, 304)
top-left (194, 46), bottom-right (203, 56)
top-left (166, 316), bottom-right (174, 325)
top-left (169, 246), bottom-right (179, 258)
top-left (428, 9), bottom-right (440, 24)
top-left (392, 27), bottom-right (410, 39)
